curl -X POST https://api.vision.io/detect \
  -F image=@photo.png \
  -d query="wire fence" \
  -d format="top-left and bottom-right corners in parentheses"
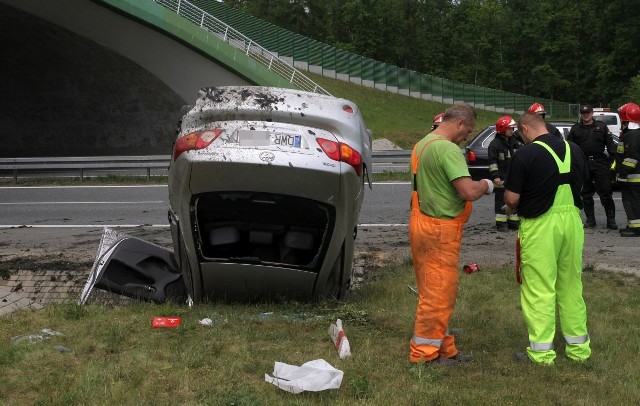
top-left (163, 0), bottom-right (578, 118)
top-left (153, 0), bottom-right (330, 96)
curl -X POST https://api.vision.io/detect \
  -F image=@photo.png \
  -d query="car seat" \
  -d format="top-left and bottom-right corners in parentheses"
top-left (249, 230), bottom-right (275, 262)
top-left (208, 226), bottom-right (240, 258)
top-left (280, 230), bottom-right (315, 265)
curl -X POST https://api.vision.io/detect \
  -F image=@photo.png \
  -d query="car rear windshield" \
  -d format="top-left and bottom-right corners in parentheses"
top-left (594, 115), bottom-right (618, 125)
top-left (194, 192), bottom-right (334, 272)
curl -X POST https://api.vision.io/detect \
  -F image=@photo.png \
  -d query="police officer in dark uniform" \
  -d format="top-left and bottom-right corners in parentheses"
top-left (489, 116), bottom-right (521, 231)
top-left (567, 104), bottom-right (618, 229)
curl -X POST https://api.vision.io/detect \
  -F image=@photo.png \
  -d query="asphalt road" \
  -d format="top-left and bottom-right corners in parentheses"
top-left (0, 184), bottom-right (625, 228)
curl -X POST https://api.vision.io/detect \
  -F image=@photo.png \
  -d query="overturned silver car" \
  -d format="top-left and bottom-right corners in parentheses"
top-left (84, 87), bottom-right (372, 304)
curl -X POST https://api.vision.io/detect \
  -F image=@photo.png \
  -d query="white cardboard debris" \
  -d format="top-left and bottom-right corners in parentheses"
top-left (264, 359), bottom-right (343, 394)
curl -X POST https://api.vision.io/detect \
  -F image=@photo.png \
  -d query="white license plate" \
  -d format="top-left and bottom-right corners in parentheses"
top-left (272, 134), bottom-right (302, 148)
top-left (238, 130), bottom-right (270, 146)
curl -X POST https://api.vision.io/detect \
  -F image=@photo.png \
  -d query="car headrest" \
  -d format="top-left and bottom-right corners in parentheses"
top-left (209, 226), bottom-right (240, 245)
top-left (283, 231), bottom-right (314, 250)
top-left (249, 230), bottom-right (273, 245)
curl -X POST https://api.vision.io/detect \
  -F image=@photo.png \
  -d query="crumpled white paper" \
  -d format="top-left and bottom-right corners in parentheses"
top-left (264, 359), bottom-right (343, 394)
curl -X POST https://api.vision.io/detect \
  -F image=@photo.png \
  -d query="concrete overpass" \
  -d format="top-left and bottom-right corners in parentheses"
top-left (0, 0), bottom-right (298, 157)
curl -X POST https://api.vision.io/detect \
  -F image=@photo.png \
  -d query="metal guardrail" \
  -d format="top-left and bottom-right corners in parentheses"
top-left (153, 0), bottom-right (331, 96)
top-left (0, 152), bottom-right (412, 182)
top-left (0, 156), bottom-right (171, 183)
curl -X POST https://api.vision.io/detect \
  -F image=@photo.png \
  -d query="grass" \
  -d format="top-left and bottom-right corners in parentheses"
top-left (1, 261), bottom-right (639, 404)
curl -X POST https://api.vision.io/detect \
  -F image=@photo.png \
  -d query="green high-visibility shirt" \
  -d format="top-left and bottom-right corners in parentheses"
top-left (411, 133), bottom-right (471, 219)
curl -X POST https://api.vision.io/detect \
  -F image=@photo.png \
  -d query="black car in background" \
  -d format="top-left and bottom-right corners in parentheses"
top-left (463, 121), bottom-right (574, 180)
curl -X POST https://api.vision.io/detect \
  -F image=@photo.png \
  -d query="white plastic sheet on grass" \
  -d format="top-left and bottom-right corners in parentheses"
top-left (265, 359), bottom-right (343, 394)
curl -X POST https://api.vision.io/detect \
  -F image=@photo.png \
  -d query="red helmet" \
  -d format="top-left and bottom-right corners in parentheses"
top-left (496, 116), bottom-right (516, 133)
top-left (528, 103), bottom-right (546, 115)
top-left (619, 102), bottom-right (640, 123)
top-left (433, 113), bottom-right (445, 125)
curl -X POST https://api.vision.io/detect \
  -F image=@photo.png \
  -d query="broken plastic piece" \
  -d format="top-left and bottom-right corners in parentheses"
top-left (199, 318), bottom-right (213, 326)
top-left (11, 328), bottom-right (63, 345)
top-left (328, 319), bottom-right (352, 359)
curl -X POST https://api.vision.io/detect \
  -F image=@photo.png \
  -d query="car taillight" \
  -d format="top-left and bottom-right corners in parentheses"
top-left (317, 138), bottom-right (362, 176)
top-left (467, 150), bottom-right (477, 163)
top-left (172, 129), bottom-right (222, 161)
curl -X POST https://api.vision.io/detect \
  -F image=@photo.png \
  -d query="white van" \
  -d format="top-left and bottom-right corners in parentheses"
top-left (592, 108), bottom-right (621, 141)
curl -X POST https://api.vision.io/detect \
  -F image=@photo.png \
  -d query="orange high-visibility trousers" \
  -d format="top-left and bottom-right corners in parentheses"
top-left (409, 192), bottom-right (472, 363)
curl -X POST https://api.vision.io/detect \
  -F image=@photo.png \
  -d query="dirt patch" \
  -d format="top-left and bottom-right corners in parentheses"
top-left (0, 217), bottom-right (636, 306)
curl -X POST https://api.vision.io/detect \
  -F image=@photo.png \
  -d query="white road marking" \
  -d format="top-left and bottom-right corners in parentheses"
top-left (0, 201), bottom-right (164, 205)
top-left (0, 223), bottom-right (409, 229)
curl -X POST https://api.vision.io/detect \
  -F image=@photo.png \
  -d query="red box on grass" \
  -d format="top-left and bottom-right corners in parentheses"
top-left (152, 317), bottom-right (181, 328)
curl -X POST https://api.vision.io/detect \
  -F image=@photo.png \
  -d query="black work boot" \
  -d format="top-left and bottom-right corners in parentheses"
top-left (605, 208), bottom-right (618, 230)
top-left (508, 220), bottom-right (520, 231)
top-left (584, 217), bottom-right (596, 228)
top-left (619, 227), bottom-right (640, 237)
top-left (584, 200), bottom-right (596, 228)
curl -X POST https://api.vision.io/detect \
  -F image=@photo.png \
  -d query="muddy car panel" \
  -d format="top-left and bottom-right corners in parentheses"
top-left (90, 237), bottom-right (187, 304)
top-left (168, 86), bottom-right (371, 302)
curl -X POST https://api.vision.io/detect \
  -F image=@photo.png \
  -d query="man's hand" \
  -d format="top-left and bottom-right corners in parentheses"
top-left (493, 177), bottom-right (504, 186)
top-left (501, 204), bottom-right (517, 215)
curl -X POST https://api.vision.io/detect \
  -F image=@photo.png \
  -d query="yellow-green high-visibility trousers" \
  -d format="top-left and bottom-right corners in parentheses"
top-left (518, 141), bottom-right (591, 365)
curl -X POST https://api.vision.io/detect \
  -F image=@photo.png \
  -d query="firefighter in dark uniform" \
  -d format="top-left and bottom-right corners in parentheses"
top-left (567, 104), bottom-right (618, 229)
top-left (488, 116), bottom-right (521, 231)
top-left (513, 103), bottom-right (563, 144)
top-left (616, 102), bottom-right (640, 237)
top-left (528, 103), bottom-right (564, 138)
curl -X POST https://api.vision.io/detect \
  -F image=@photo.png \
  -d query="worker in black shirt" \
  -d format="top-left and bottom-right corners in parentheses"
top-left (503, 112), bottom-right (590, 365)
top-left (567, 104), bottom-right (618, 229)
top-left (488, 116), bottom-right (521, 231)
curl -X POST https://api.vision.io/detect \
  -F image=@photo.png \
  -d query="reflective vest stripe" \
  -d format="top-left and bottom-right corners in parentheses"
top-left (489, 163), bottom-right (498, 172)
top-left (622, 158), bottom-right (638, 168)
top-left (628, 174), bottom-right (640, 183)
top-left (530, 341), bottom-right (554, 351)
top-left (508, 214), bottom-right (519, 221)
top-left (564, 334), bottom-right (590, 345)
top-left (629, 219), bottom-right (640, 229)
top-left (496, 214), bottom-right (508, 222)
